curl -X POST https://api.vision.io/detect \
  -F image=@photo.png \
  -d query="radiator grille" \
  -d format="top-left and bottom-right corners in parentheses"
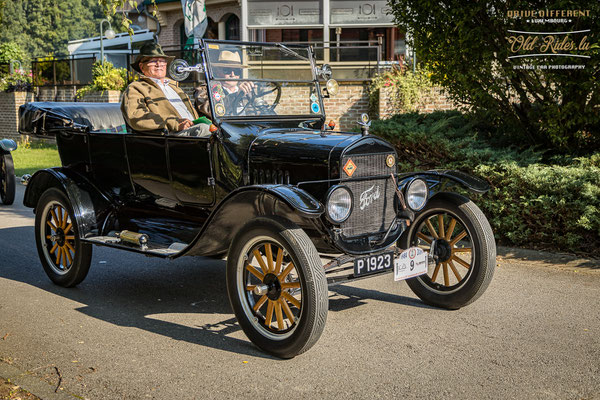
top-left (340, 153), bottom-right (396, 238)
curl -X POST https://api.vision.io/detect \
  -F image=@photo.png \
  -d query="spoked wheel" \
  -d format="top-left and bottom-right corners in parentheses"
top-left (227, 217), bottom-right (328, 358)
top-left (35, 188), bottom-right (92, 287)
top-left (399, 192), bottom-right (496, 309)
top-left (0, 152), bottom-right (15, 205)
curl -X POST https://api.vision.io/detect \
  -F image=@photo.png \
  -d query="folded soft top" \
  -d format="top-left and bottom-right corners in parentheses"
top-left (19, 102), bottom-right (127, 136)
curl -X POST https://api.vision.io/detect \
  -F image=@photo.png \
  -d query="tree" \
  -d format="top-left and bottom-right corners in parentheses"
top-left (388, 0), bottom-right (600, 152)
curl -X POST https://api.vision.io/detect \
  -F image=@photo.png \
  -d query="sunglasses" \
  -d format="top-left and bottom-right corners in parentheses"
top-left (217, 67), bottom-right (242, 77)
top-left (145, 59), bottom-right (168, 66)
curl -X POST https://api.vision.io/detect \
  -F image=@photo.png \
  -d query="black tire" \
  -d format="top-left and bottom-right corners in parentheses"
top-left (399, 192), bottom-right (496, 310)
top-left (226, 217), bottom-right (328, 358)
top-left (0, 152), bottom-right (15, 205)
top-left (34, 187), bottom-right (92, 287)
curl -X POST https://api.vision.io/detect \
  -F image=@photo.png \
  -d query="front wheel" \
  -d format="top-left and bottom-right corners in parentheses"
top-left (35, 187), bottom-right (92, 287)
top-left (399, 192), bottom-right (496, 309)
top-left (0, 152), bottom-right (15, 205)
top-left (226, 217), bottom-right (328, 358)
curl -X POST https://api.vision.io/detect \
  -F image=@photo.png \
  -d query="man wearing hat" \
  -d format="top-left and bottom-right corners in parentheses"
top-left (122, 42), bottom-right (209, 135)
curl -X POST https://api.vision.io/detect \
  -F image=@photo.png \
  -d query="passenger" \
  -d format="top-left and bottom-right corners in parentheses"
top-left (121, 42), bottom-right (211, 136)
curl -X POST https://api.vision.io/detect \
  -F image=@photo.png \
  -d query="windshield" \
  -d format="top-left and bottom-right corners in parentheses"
top-left (203, 41), bottom-right (323, 118)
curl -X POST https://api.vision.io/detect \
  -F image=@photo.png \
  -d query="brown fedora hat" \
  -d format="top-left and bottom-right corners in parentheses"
top-left (131, 42), bottom-right (175, 74)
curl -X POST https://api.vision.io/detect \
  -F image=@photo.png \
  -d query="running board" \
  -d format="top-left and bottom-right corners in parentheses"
top-left (82, 235), bottom-right (189, 258)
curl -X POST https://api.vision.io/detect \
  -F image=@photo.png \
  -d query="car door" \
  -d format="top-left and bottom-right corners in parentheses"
top-left (167, 135), bottom-right (215, 206)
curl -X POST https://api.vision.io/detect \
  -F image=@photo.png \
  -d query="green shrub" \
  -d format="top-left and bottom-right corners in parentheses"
top-left (369, 66), bottom-right (434, 115)
top-left (371, 111), bottom-right (600, 255)
top-left (76, 61), bottom-right (129, 98)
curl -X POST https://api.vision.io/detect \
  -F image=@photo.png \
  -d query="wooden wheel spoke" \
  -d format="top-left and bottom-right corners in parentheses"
top-left (279, 262), bottom-right (295, 280)
top-left (61, 208), bottom-right (69, 228)
top-left (55, 247), bottom-right (62, 265)
top-left (246, 285), bottom-right (256, 292)
top-left (64, 241), bottom-right (75, 254)
top-left (425, 219), bottom-right (439, 239)
top-left (264, 244), bottom-right (274, 273)
top-left (448, 260), bottom-right (462, 281)
top-left (265, 300), bottom-right (274, 328)
top-left (417, 232), bottom-right (432, 244)
top-left (50, 208), bottom-right (60, 228)
top-left (282, 292), bottom-right (301, 309)
top-left (63, 223), bottom-right (73, 235)
top-left (280, 298), bottom-right (295, 324)
top-left (438, 214), bottom-right (445, 239)
top-left (450, 230), bottom-right (468, 246)
top-left (274, 248), bottom-right (284, 275)
top-left (50, 243), bottom-right (59, 254)
top-left (246, 264), bottom-right (264, 280)
top-left (56, 206), bottom-right (64, 227)
top-left (281, 281), bottom-right (300, 290)
top-left (453, 247), bottom-right (472, 253)
top-left (253, 295), bottom-right (268, 312)
top-left (46, 221), bottom-right (58, 231)
top-left (443, 262), bottom-right (450, 286)
top-left (452, 255), bottom-right (471, 269)
top-left (431, 263), bottom-right (442, 282)
top-left (446, 218), bottom-right (457, 240)
top-left (64, 236), bottom-right (75, 241)
top-left (64, 246), bottom-right (73, 265)
top-left (252, 249), bottom-right (269, 274)
top-left (274, 301), bottom-right (284, 330)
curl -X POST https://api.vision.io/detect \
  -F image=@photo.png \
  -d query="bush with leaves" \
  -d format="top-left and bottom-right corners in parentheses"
top-left (388, 0), bottom-right (600, 153)
top-left (0, 69), bottom-right (32, 92)
top-left (371, 111), bottom-right (600, 255)
top-left (369, 65), bottom-right (434, 115)
top-left (76, 61), bottom-right (130, 98)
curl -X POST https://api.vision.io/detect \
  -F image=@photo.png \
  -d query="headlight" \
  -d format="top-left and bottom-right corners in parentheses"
top-left (326, 185), bottom-right (352, 223)
top-left (405, 179), bottom-right (428, 211)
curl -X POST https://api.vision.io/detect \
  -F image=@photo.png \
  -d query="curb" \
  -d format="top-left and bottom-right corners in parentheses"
top-left (0, 362), bottom-right (79, 400)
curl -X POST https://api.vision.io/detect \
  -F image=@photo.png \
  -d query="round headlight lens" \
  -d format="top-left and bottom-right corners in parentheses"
top-left (327, 186), bottom-right (352, 223)
top-left (406, 179), bottom-right (428, 211)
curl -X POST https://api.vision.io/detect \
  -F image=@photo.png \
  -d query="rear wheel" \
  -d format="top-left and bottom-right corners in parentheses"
top-left (227, 217), bottom-right (328, 358)
top-left (35, 188), bottom-right (92, 287)
top-left (0, 152), bottom-right (15, 205)
top-left (399, 193), bottom-right (496, 309)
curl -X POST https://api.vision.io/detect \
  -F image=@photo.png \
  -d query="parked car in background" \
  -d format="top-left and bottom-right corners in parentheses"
top-left (0, 138), bottom-right (16, 205)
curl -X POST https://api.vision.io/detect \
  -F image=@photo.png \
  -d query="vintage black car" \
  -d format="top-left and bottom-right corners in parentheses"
top-left (0, 138), bottom-right (17, 205)
top-left (19, 40), bottom-right (495, 358)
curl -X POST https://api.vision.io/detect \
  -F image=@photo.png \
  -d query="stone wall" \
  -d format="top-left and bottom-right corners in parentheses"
top-left (0, 92), bottom-right (35, 140)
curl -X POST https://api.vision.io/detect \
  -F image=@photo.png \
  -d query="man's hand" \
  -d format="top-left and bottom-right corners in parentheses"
top-left (239, 81), bottom-right (255, 95)
top-left (178, 119), bottom-right (194, 131)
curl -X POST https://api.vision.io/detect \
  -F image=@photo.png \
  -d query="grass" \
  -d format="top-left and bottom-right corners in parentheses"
top-left (10, 141), bottom-right (61, 176)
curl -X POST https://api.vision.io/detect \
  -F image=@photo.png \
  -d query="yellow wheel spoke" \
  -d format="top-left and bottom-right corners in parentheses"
top-left (274, 248), bottom-right (284, 275)
top-left (452, 255), bottom-right (471, 269)
top-left (282, 292), bottom-right (301, 309)
top-left (265, 300), bottom-right (274, 328)
top-left (425, 219), bottom-right (439, 239)
top-left (50, 208), bottom-right (60, 228)
top-left (252, 249), bottom-right (269, 274)
top-left (64, 236), bottom-right (75, 241)
top-left (264, 243), bottom-right (274, 273)
top-left (55, 247), bottom-right (62, 265)
top-left (246, 264), bottom-right (264, 280)
top-left (56, 206), bottom-right (63, 227)
top-left (61, 208), bottom-right (69, 228)
top-left (431, 263), bottom-right (441, 282)
top-left (246, 285), bottom-right (256, 292)
top-left (279, 262), bottom-right (295, 280)
top-left (64, 246), bottom-right (73, 265)
top-left (63, 223), bottom-right (73, 235)
top-left (280, 298), bottom-right (295, 324)
top-left (453, 247), bottom-right (472, 253)
top-left (443, 262), bottom-right (450, 286)
top-left (275, 301), bottom-right (284, 330)
top-left (450, 230), bottom-right (467, 246)
top-left (47, 221), bottom-right (57, 231)
top-left (281, 281), bottom-right (300, 290)
top-left (253, 295), bottom-right (268, 312)
top-left (448, 260), bottom-right (462, 281)
top-left (417, 232), bottom-right (432, 244)
top-left (50, 243), bottom-right (59, 254)
top-left (64, 241), bottom-right (75, 254)
top-left (46, 235), bottom-right (52, 240)
top-left (446, 218), bottom-right (457, 240)
top-left (438, 214), bottom-right (445, 239)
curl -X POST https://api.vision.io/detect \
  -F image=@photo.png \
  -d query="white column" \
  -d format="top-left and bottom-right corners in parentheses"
top-left (241, 0), bottom-right (249, 41)
top-left (323, 0), bottom-right (330, 63)
top-left (218, 21), bottom-right (226, 39)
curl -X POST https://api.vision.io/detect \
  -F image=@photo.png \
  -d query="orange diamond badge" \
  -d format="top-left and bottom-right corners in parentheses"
top-left (343, 159), bottom-right (357, 177)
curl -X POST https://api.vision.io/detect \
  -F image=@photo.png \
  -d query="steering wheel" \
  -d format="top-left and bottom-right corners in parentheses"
top-left (229, 82), bottom-right (282, 116)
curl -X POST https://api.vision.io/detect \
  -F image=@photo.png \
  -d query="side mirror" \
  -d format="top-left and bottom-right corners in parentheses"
top-left (168, 59), bottom-right (204, 81)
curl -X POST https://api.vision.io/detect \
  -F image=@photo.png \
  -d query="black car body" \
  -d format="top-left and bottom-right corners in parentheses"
top-left (19, 40), bottom-right (496, 358)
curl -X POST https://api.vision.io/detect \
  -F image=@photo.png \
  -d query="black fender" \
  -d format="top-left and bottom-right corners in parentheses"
top-left (399, 169), bottom-right (490, 195)
top-left (179, 184), bottom-right (324, 258)
top-left (0, 139), bottom-right (17, 153)
top-left (23, 168), bottom-right (114, 238)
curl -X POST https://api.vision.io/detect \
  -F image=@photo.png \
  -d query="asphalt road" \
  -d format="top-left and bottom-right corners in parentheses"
top-left (1, 184), bottom-right (599, 400)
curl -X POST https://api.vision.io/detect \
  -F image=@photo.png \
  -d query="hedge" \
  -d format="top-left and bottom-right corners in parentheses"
top-left (370, 111), bottom-right (600, 255)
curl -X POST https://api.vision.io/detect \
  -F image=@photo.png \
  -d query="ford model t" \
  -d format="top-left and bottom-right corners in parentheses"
top-left (19, 40), bottom-right (495, 358)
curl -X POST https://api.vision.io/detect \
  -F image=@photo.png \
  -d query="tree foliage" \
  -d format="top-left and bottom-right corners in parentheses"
top-left (388, 0), bottom-right (600, 152)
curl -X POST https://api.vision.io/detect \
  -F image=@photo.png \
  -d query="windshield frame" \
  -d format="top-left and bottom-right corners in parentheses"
top-left (200, 39), bottom-right (325, 123)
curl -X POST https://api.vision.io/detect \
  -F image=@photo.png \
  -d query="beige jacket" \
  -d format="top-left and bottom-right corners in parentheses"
top-left (121, 77), bottom-right (199, 133)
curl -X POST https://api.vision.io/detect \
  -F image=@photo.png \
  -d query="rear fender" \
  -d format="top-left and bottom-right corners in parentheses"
top-left (23, 168), bottom-right (113, 238)
top-left (180, 185), bottom-right (324, 257)
top-left (399, 169), bottom-right (490, 195)
top-left (0, 139), bottom-right (17, 153)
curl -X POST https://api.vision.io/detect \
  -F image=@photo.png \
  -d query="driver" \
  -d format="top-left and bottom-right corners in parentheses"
top-left (211, 50), bottom-right (255, 115)
top-left (121, 42), bottom-right (211, 136)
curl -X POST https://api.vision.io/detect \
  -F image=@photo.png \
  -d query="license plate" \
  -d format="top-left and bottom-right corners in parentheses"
top-left (354, 252), bottom-right (394, 277)
top-left (394, 247), bottom-right (428, 281)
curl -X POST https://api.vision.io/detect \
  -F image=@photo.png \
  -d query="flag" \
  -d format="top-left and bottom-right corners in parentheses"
top-left (181, 0), bottom-right (208, 45)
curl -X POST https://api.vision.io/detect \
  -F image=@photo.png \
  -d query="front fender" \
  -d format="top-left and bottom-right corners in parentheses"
top-left (23, 168), bottom-right (113, 238)
top-left (180, 185), bottom-right (323, 258)
top-left (0, 139), bottom-right (17, 153)
top-left (399, 169), bottom-right (489, 195)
